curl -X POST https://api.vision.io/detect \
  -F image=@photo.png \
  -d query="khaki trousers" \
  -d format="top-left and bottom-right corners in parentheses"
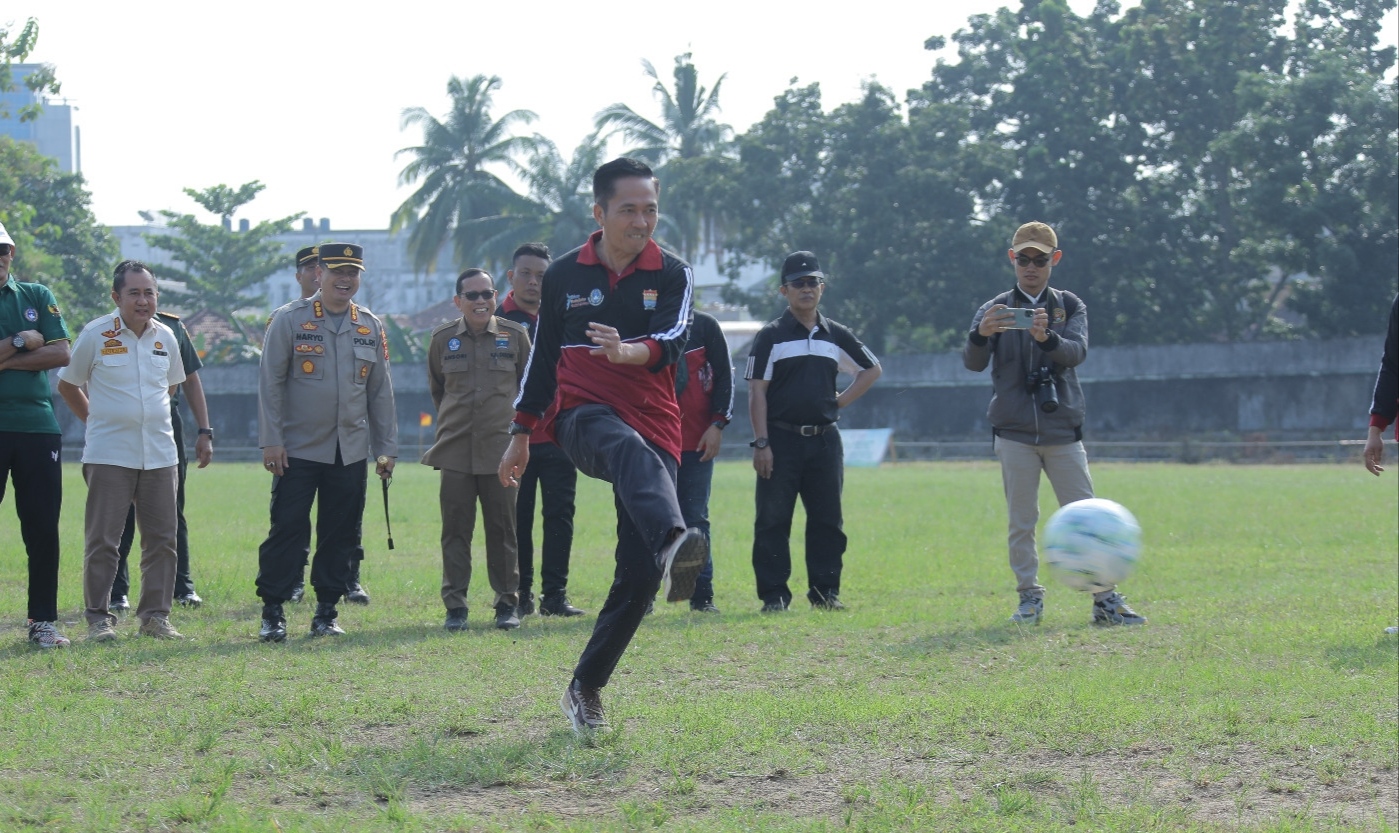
top-left (993, 436), bottom-right (1094, 596)
top-left (439, 470), bottom-right (519, 610)
top-left (83, 464), bottom-right (178, 626)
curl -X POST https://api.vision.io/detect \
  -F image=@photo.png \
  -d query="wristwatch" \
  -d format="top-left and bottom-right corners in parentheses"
top-left (711, 419), bottom-right (728, 431)
top-left (197, 428), bottom-right (214, 441)
top-left (10, 334), bottom-right (26, 351)
top-left (508, 421), bottom-right (533, 436)
top-left (749, 437), bottom-right (769, 449)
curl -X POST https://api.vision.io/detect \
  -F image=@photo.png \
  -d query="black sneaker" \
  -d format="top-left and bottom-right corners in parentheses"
top-left (444, 607), bottom-right (468, 631)
top-left (517, 591), bottom-right (536, 616)
top-left (1092, 592), bottom-right (1146, 626)
top-left (540, 595), bottom-right (586, 617)
top-left (289, 583), bottom-right (305, 603)
top-left (810, 590), bottom-right (846, 611)
top-left (175, 591), bottom-right (203, 608)
top-left (494, 602), bottom-right (521, 630)
top-left (658, 528), bottom-right (707, 603)
top-left (310, 602), bottom-right (345, 637)
top-left (259, 604), bottom-right (286, 643)
top-left (110, 595), bottom-right (130, 612)
top-left (560, 679), bottom-right (607, 733)
top-left (760, 598), bottom-right (789, 613)
top-left (345, 582), bottom-right (370, 605)
top-left (690, 600), bottom-right (721, 613)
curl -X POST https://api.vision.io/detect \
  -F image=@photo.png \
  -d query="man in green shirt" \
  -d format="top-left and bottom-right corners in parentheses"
top-left (0, 221), bottom-right (73, 648)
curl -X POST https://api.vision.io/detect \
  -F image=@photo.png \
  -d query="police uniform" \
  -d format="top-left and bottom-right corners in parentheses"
top-left (255, 243), bottom-right (397, 635)
top-left (423, 313), bottom-right (530, 624)
top-left (113, 310), bottom-right (204, 605)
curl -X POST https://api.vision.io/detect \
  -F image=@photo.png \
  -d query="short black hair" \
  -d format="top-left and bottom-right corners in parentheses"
top-left (112, 260), bottom-right (154, 294)
top-left (455, 267), bottom-right (492, 296)
top-left (593, 157), bottom-right (656, 210)
top-left (512, 242), bottom-right (550, 264)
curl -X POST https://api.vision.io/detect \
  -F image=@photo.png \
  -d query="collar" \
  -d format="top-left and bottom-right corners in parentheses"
top-left (456, 315), bottom-right (500, 337)
top-left (1013, 285), bottom-right (1048, 306)
top-left (500, 291), bottom-right (537, 321)
top-left (0, 277), bottom-right (15, 294)
top-left (577, 229), bottom-right (663, 279)
top-left (780, 307), bottom-right (829, 334)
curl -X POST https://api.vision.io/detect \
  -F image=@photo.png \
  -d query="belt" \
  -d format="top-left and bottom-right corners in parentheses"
top-left (771, 420), bottom-right (833, 437)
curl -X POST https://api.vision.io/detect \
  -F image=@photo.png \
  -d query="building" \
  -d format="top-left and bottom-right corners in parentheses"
top-left (0, 63), bottom-right (80, 173)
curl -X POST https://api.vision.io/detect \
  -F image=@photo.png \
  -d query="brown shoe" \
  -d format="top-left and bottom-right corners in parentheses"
top-left (139, 615), bottom-right (185, 640)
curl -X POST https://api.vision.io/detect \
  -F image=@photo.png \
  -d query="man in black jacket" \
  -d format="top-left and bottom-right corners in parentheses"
top-left (499, 158), bottom-right (706, 733)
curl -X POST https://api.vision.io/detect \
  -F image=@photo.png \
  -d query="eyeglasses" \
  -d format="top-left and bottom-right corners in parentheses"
top-left (0, 244), bottom-right (12, 256)
top-left (785, 277), bottom-right (823, 289)
top-left (1015, 254), bottom-right (1053, 268)
top-left (458, 289), bottom-right (497, 301)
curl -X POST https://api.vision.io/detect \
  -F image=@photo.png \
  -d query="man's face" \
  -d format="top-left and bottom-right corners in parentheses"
top-left (507, 255), bottom-right (549, 306)
top-left (295, 262), bottom-right (322, 298)
top-left (322, 264), bottom-right (362, 307)
top-left (779, 275), bottom-right (824, 315)
top-left (1010, 247), bottom-right (1061, 296)
top-left (112, 269), bottom-right (158, 329)
top-left (0, 242), bottom-right (13, 285)
top-left (453, 274), bottom-right (497, 331)
top-left (593, 177), bottom-right (659, 261)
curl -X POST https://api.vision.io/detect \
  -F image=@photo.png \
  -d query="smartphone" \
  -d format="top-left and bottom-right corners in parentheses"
top-left (1004, 307), bottom-right (1036, 329)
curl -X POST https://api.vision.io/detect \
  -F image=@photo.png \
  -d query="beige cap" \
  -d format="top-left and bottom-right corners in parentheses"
top-left (1011, 222), bottom-right (1057, 254)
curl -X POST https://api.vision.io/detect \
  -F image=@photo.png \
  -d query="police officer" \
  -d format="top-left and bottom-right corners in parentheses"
top-left (255, 243), bottom-right (398, 641)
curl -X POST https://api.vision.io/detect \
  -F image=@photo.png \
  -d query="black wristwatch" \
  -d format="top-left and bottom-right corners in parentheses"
top-left (749, 437), bottom-right (769, 449)
top-left (10, 334), bottom-right (26, 351)
top-left (197, 427), bottom-right (214, 441)
top-left (508, 421), bottom-right (533, 436)
top-left (711, 419), bottom-right (727, 431)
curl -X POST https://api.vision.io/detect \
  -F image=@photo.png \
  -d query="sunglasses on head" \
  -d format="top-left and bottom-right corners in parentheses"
top-left (0, 244), bottom-right (12, 256)
top-left (1015, 254), bottom-right (1053, 268)
top-left (785, 277), bottom-right (823, 289)
top-left (458, 289), bottom-right (497, 301)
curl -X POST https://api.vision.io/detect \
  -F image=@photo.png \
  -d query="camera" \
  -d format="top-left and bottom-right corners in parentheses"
top-left (1027, 367), bottom-right (1059, 413)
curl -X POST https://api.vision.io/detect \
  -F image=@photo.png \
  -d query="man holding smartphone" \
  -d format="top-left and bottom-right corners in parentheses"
top-left (963, 222), bottom-right (1146, 627)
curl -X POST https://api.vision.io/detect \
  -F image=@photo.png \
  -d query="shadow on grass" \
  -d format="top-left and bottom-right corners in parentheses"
top-left (891, 622), bottom-right (1061, 657)
top-left (1323, 634), bottom-right (1399, 672)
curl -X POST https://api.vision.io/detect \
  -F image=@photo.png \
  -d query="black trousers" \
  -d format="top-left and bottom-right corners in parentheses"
top-left (752, 426), bottom-right (847, 605)
top-left (255, 449), bottom-right (367, 606)
top-left (114, 406), bottom-right (194, 598)
top-left (0, 431), bottom-right (63, 622)
top-left (515, 440), bottom-right (577, 598)
top-left (554, 405), bottom-right (684, 690)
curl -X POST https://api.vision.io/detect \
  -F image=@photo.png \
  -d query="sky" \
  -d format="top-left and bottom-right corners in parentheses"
top-left (9, 1), bottom-right (1397, 233)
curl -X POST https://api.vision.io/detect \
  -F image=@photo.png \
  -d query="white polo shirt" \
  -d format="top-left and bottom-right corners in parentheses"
top-left (59, 312), bottom-right (186, 469)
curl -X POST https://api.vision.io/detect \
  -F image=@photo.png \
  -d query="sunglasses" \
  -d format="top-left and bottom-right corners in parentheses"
top-left (0, 244), bottom-right (12, 256)
top-left (458, 289), bottom-right (497, 301)
top-left (785, 277), bottom-right (823, 289)
top-left (1015, 254), bottom-right (1053, 268)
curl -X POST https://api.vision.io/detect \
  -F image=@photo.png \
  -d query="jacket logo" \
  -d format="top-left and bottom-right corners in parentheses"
top-left (357, 325), bottom-right (372, 335)
top-left (447, 337), bottom-right (461, 352)
top-left (154, 341), bottom-right (164, 350)
top-left (24, 308), bottom-right (37, 322)
top-left (102, 329), bottom-right (120, 339)
top-left (494, 335), bottom-right (510, 350)
top-left (1052, 308), bottom-right (1066, 324)
top-left (642, 289), bottom-right (657, 310)
top-left (103, 338), bottom-right (122, 348)
top-left (359, 365), bottom-right (369, 379)
top-left (588, 289), bottom-right (604, 306)
top-left (301, 322), bottom-right (318, 331)
top-left (301, 360), bottom-right (315, 373)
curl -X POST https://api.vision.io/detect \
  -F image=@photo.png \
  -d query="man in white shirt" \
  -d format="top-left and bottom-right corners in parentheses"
top-left (58, 261), bottom-right (187, 642)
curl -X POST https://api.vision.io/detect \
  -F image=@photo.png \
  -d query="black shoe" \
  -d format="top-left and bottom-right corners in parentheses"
top-left (310, 602), bottom-right (345, 637)
top-left (539, 595), bottom-right (586, 617)
top-left (517, 591), bottom-right (536, 616)
top-left (760, 598), bottom-right (789, 613)
top-left (345, 583), bottom-right (370, 605)
top-left (289, 584), bottom-right (305, 603)
top-left (175, 591), bottom-right (203, 608)
top-left (110, 595), bottom-right (130, 612)
top-left (259, 603), bottom-right (286, 643)
top-left (810, 591), bottom-right (846, 611)
top-left (494, 602), bottom-right (521, 631)
top-left (691, 600), bottom-right (721, 613)
top-left (658, 528), bottom-right (707, 603)
top-left (444, 607), bottom-right (468, 631)
top-left (560, 679), bottom-right (607, 733)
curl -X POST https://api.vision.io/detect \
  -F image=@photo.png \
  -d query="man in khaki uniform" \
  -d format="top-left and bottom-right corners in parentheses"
top-left (255, 243), bottom-right (398, 641)
top-left (424, 268), bottom-right (530, 631)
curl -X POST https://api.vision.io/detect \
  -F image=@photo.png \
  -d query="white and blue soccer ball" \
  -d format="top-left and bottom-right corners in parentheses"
top-left (1043, 498), bottom-right (1142, 593)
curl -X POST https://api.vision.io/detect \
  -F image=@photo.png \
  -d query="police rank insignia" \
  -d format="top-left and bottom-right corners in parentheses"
top-left (642, 289), bottom-right (657, 310)
top-left (301, 360), bottom-right (315, 374)
top-left (588, 289), bottom-right (604, 306)
top-left (102, 330), bottom-right (120, 339)
top-left (103, 338), bottom-right (122, 348)
top-left (447, 337), bottom-right (461, 352)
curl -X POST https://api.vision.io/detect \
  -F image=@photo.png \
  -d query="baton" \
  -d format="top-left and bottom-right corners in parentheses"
top-left (377, 456), bottom-right (395, 550)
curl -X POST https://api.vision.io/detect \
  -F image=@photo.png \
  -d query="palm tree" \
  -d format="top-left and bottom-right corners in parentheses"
top-left (392, 75), bottom-right (538, 273)
top-left (594, 53), bottom-right (731, 163)
top-left (594, 54), bottom-right (732, 260)
top-left (501, 131), bottom-right (610, 256)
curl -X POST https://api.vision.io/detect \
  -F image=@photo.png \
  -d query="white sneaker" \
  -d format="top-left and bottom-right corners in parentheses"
top-left (27, 620), bottom-right (70, 648)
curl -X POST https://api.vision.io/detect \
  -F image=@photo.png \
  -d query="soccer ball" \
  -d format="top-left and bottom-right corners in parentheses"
top-left (1043, 498), bottom-right (1142, 593)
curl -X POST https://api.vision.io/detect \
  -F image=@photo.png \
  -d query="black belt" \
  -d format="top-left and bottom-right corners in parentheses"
top-left (771, 420), bottom-right (833, 437)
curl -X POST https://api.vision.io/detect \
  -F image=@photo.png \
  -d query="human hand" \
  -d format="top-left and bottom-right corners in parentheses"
top-left (262, 445), bottom-right (289, 476)
top-left (1364, 427), bottom-right (1386, 476)
top-left (499, 435), bottom-right (530, 487)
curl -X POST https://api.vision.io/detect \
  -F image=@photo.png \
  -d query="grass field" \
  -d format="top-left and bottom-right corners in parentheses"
top-left (0, 460), bottom-right (1394, 832)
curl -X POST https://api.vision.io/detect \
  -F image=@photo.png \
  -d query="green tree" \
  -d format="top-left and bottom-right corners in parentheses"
top-left (0, 136), bottom-right (117, 324)
top-left (392, 75), bottom-right (538, 273)
top-left (0, 17), bottom-right (59, 122)
top-left (145, 181), bottom-right (302, 322)
top-left (509, 131), bottom-right (609, 256)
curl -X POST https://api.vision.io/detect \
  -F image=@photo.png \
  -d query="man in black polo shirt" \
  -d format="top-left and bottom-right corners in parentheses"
top-left (0, 221), bottom-right (73, 648)
top-left (746, 250), bottom-right (882, 613)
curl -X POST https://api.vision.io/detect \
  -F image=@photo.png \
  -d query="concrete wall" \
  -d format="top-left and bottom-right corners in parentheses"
top-left (54, 336), bottom-right (1384, 449)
